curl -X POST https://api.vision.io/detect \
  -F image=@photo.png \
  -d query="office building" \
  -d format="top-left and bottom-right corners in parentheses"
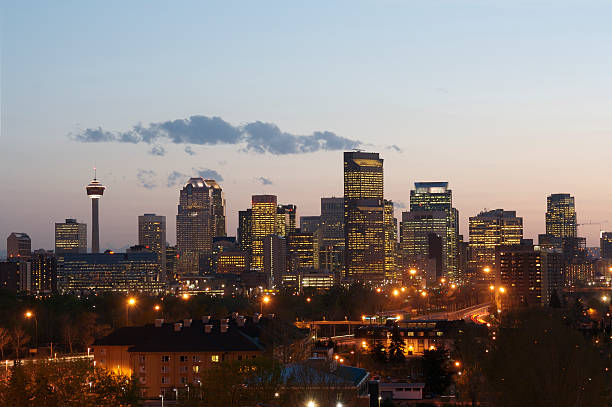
top-left (319, 197), bottom-right (345, 274)
top-left (138, 214), bottom-right (167, 278)
top-left (176, 178), bottom-right (214, 275)
top-left (344, 151), bottom-right (385, 281)
top-left (276, 204), bottom-right (297, 237)
top-left (165, 245), bottom-right (178, 280)
top-left (55, 219), bottom-right (87, 254)
top-left (298, 269), bottom-right (335, 290)
top-left (409, 182), bottom-right (459, 278)
top-left (300, 216), bottom-right (321, 234)
top-left (251, 195), bottom-right (278, 270)
top-left (383, 200), bottom-right (397, 279)
top-left (205, 179), bottom-right (226, 238)
top-left (29, 249), bottom-right (57, 293)
top-left (237, 209), bottom-right (252, 256)
top-left (57, 251), bottom-right (163, 293)
top-left (7, 232), bottom-right (31, 260)
top-left (86, 172), bottom-right (105, 253)
top-left (601, 232), bottom-right (612, 259)
top-left (469, 209), bottom-right (523, 270)
top-left (546, 194), bottom-right (577, 241)
top-left (0, 262), bottom-right (20, 291)
top-left (400, 211), bottom-right (447, 280)
top-left (287, 231), bottom-right (317, 273)
top-left (263, 235), bottom-right (287, 287)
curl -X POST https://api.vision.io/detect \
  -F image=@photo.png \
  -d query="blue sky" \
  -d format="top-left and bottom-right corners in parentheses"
top-left (2, 1), bottom-right (612, 250)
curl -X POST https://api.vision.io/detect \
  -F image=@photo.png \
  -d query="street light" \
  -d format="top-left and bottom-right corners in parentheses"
top-left (483, 267), bottom-right (491, 274)
top-left (489, 285), bottom-right (495, 291)
top-left (159, 394), bottom-right (164, 407)
top-left (261, 295), bottom-right (270, 314)
top-left (602, 295), bottom-right (609, 302)
top-left (154, 305), bottom-right (161, 311)
top-left (307, 401), bottom-right (316, 407)
top-left (25, 311), bottom-right (38, 348)
top-left (498, 287), bottom-right (506, 294)
top-left (181, 293), bottom-right (190, 300)
top-left (409, 269), bottom-right (417, 276)
top-left (392, 289), bottom-right (399, 297)
top-left (126, 297), bottom-right (136, 326)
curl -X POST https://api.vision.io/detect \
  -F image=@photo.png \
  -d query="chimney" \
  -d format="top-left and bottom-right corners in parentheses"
top-left (154, 318), bottom-right (164, 328)
top-left (202, 316), bottom-right (211, 324)
top-left (220, 323), bottom-right (229, 333)
top-left (204, 324), bottom-right (213, 333)
top-left (174, 323), bottom-right (182, 332)
top-left (237, 316), bottom-right (245, 327)
top-left (183, 319), bottom-right (192, 328)
top-left (253, 313), bottom-right (261, 324)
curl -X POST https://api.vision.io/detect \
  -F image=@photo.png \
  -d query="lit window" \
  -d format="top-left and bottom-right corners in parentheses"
top-left (211, 355), bottom-right (219, 362)
top-left (192, 365), bottom-right (199, 373)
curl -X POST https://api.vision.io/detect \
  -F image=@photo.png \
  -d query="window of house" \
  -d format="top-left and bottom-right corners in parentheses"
top-left (161, 366), bottom-right (168, 373)
top-left (179, 356), bottom-right (188, 362)
top-left (161, 355), bottom-right (170, 362)
top-left (192, 365), bottom-right (199, 373)
top-left (192, 356), bottom-right (199, 362)
top-left (436, 331), bottom-right (444, 336)
top-left (238, 355), bottom-right (242, 361)
top-left (180, 366), bottom-right (188, 373)
top-left (180, 377), bottom-right (187, 384)
top-left (161, 377), bottom-right (168, 384)
top-left (211, 355), bottom-right (219, 362)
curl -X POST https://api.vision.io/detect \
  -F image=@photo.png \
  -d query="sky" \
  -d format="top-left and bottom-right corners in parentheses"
top-left (2, 0), bottom-right (612, 251)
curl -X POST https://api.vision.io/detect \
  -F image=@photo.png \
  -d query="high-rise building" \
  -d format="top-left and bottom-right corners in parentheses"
top-left (85, 171), bottom-right (105, 253)
top-left (344, 151), bottom-right (385, 282)
top-left (205, 179), bottom-right (226, 238)
top-left (263, 235), bottom-right (287, 287)
top-left (237, 209), bottom-right (253, 259)
top-left (400, 211), bottom-right (447, 280)
top-left (176, 178), bottom-right (214, 275)
top-left (409, 182), bottom-right (459, 278)
top-left (546, 194), bottom-right (577, 241)
top-left (55, 219), bottom-right (87, 254)
top-left (30, 249), bottom-right (57, 293)
top-left (7, 232), bottom-right (31, 260)
top-left (165, 245), bottom-right (178, 280)
top-left (138, 214), bottom-right (167, 279)
top-left (287, 231), bottom-right (317, 273)
top-left (469, 209), bottom-right (523, 270)
top-left (57, 251), bottom-right (163, 293)
top-left (601, 232), bottom-right (612, 259)
top-left (496, 243), bottom-right (544, 310)
top-left (383, 200), bottom-right (397, 279)
top-left (300, 216), bottom-right (321, 234)
top-left (276, 204), bottom-right (297, 237)
top-left (251, 195), bottom-right (278, 270)
top-left (320, 197), bottom-right (345, 275)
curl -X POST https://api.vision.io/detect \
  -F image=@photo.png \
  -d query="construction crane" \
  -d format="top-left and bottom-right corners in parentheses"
top-left (577, 221), bottom-right (608, 234)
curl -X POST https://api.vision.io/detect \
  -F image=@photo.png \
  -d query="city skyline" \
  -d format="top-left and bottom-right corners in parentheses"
top-left (3, 1), bottom-right (612, 251)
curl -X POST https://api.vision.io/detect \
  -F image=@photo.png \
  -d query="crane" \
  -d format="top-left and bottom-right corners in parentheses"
top-left (577, 221), bottom-right (608, 234)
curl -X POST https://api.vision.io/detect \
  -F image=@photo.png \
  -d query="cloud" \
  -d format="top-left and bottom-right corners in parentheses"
top-left (167, 171), bottom-right (187, 187)
top-left (387, 144), bottom-right (402, 153)
top-left (255, 176), bottom-right (273, 185)
top-left (394, 201), bottom-right (407, 209)
top-left (70, 115), bottom-right (362, 155)
top-left (184, 146), bottom-right (195, 155)
top-left (150, 145), bottom-right (166, 156)
top-left (137, 169), bottom-right (157, 189)
top-left (193, 167), bottom-right (224, 182)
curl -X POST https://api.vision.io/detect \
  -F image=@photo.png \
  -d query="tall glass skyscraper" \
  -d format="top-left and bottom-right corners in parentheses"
top-left (55, 219), bottom-right (87, 254)
top-left (251, 195), bottom-right (278, 270)
top-left (320, 197), bottom-right (344, 275)
top-left (344, 151), bottom-right (385, 281)
top-left (546, 194), bottom-right (577, 240)
top-left (408, 182), bottom-right (459, 278)
top-left (138, 214), bottom-right (167, 279)
top-left (469, 209), bottom-right (523, 269)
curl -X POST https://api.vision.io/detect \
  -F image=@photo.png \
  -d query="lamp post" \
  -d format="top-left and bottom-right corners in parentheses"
top-left (159, 394), bottom-right (164, 407)
top-left (261, 295), bottom-right (270, 314)
top-left (25, 311), bottom-right (38, 348)
top-left (126, 297), bottom-right (136, 326)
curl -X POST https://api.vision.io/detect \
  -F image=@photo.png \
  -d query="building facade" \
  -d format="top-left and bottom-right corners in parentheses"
top-left (138, 214), bottom-right (167, 279)
top-left (319, 197), bottom-right (345, 275)
top-left (55, 219), bottom-right (87, 254)
top-left (545, 193), bottom-right (577, 241)
top-left (469, 209), bottom-right (523, 270)
top-left (251, 195), bottom-right (278, 270)
top-left (344, 151), bottom-right (385, 282)
top-left (7, 232), bottom-right (31, 260)
top-left (601, 232), bottom-right (612, 259)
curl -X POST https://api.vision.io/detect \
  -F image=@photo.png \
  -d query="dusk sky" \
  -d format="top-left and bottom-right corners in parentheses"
top-left (2, 1), bottom-right (611, 251)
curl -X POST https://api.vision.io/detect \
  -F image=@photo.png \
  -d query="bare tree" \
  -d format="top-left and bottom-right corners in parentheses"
top-left (12, 327), bottom-right (30, 359)
top-left (0, 327), bottom-right (10, 359)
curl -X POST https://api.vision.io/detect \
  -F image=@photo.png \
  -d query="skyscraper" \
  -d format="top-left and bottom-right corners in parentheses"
top-left (546, 194), bottom-right (577, 240)
top-left (251, 195), bottom-right (278, 270)
top-left (383, 200), bottom-right (397, 279)
top-left (344, 151), bottom-right (385, 281)
top-left (55, 219), bottom-right (87, 254)
top-left (30, 249), bottom-right (57, 293)
top-left (601, 232), bottom-right (612, 259)
top-left (496, 242), bottom-right (544, 310)
top-left (138, 214), bottom-right (167, 279)
top-left (287, 231), bottom-right (317, 272)
top-left (409, 182), bottom-right (459, 278)
top-left (469, 209), bottom-right (523, 270)
top-left (263, 234), bottom-right (286, 287)
top-left (85, 171), bottom-right (105, 253)
top-left (176, 178), bottom-right (213, 275)
top-left (320, 197), bottom-right (345, 274)
top-left (205, 179), bottom-right (226, 238)
top-left (237, 209), bottom-right (253, 257)
top-left (300, 216), bottom-right (321, 234)
top-left (276, 204), bottom-right (297, 237)
top-left (7, 232), bottom-right (32, 260)
top-left (399, 210), bottom-right (447, 279)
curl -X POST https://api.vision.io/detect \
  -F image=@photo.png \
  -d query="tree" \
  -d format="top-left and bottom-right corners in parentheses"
top-left (371, 342), bottom-right (387, 364)
top-left (453, 324), bottom-right (488, 406)
top-left (11, 327), bottom-right (30, 359)
top-left (0, 326), bottom-right (10, 359)
top-left (422, 347), bottom-right (451, 396)
top-left (387, 326), bottom-right (405, 364)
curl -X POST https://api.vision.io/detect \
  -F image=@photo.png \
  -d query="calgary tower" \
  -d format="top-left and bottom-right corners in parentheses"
top-left (86, 169), bottom-right (105, 253)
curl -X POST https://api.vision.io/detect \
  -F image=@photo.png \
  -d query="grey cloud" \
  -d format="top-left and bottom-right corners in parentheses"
top-left (167, 171), bottom-right (187, 187)
top-left (150, 145), bottom-right (166, 156)
top-left (194, 167), bottom-right (223, 182)
top-left (71, 115), bottom-right (362, 155)
top-left (137, 169), bottom-right (157, 189)
top-left (388, 144), bottom-right (402, 153)
top-left (184, 146), bottom-right (195, 155)
top-left (255, 176), bottom-right (273, 185)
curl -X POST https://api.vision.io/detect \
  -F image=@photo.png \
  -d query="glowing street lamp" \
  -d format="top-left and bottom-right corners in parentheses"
top-left (489, 285), bottom-right (495, 291)
top-left (25, 311), bottom-right (38, 348)
top-left (181, 293), bottom-right (190, 300)
top-left (409, 269), bottom-right (417, 276)
top-left (602, 295), bottom-right (609, 302)
top-left (440, 278), bottom-right (446, 284)
top-left (392, 289), bottom-right (399, 297)
top-left (307, 401), bottom-right (316, 407)
top-left (421, 291), bottom-right (428, 297)
top-left (261, 295), bottom-right (270, 314)
top-left (126, 297), bottom-right (136, 326)
top-left (498, 287), bottom-right (506, 294)
top-left (306, 297), bottom-right (311, 303)
top-left (450, 283), bottom-right (456, 289)
top-left (154, 305), bottom-right (161, 311)
top-left (483, 267), bottom-right (491, 274)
